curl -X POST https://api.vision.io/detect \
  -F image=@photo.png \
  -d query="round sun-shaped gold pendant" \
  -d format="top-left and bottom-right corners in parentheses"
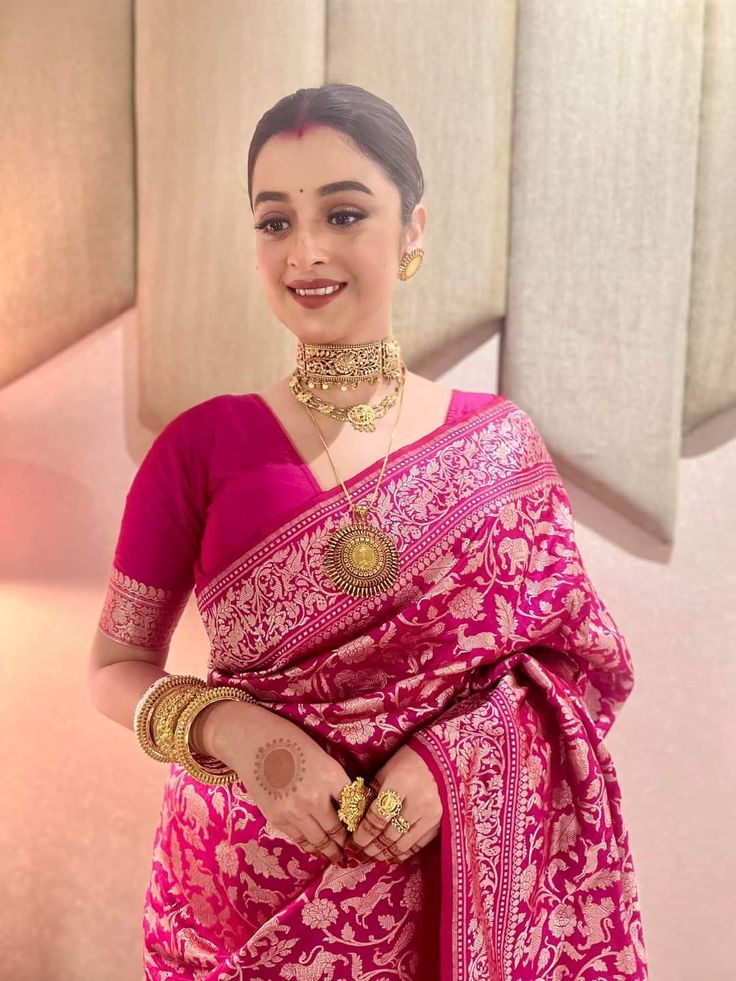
top-left (324, 507), bottom-right (400, 597)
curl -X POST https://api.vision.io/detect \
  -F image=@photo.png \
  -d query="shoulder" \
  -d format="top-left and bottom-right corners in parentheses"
top-left (495, 396), bottom-right (542, 435)
top-left (494, 397), bottom-right (556, 467)
top-left (145, 394), bottom-right (255, 470)
top-left (444, 385), bottom-right (502, 419)
top-left (455, 390), bottom-right (539, 429)
top-left (162, 392), bottom-right (259, 440)
top-left (160, 391), bottom-right (278, 466)
top-left (451, 391), bottom-right (552, 456)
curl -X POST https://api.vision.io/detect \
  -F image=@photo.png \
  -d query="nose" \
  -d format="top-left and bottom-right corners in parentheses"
top-left (288, 227), bottom-right (329, 268)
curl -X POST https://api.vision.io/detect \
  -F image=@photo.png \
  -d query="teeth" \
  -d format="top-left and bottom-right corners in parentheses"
top-left (294, 284), bottom-right (342, 296)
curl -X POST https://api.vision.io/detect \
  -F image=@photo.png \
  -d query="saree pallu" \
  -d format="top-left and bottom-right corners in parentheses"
top-left (100, 391), bottom-right (648, 980)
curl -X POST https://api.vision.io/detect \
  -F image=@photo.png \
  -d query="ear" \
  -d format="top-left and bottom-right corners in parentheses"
top-left (402, 203), bottom-right (426, 253)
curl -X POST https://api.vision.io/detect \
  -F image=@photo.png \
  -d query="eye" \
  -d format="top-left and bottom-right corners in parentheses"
top-left (330, 210), bottom-right (364, 228)
top-left (253, 217), bottom-right (288, 235)
top-left (253, 210), bottom-right (365, 236)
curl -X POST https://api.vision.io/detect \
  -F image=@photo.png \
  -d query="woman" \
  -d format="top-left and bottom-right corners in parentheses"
top-left (89, 83), bottom-right (649, 980)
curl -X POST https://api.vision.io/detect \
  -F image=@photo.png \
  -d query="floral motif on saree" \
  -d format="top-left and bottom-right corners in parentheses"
top-left (108, 392), bottom-right (648, 979)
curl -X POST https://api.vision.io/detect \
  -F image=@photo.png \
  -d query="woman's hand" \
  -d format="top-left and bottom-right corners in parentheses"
top-left (346, 743), bottom-right (443, 865)
top-left (199, 700), bottom-right (351, 864)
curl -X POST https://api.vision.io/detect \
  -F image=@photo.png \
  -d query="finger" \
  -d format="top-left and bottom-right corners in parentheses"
top-left (364, 821), bottom-right (407, 860)
top-left (350, 785), bottom-right (392, 855)
top-left (286, 815), bottom-right (343, 863)
top-left (351, 807), bottom-right (392, 854)
top-left (372, 818), bottom-right (424, 863)
top-left (279, 821), bottom-right (316, 852)
top-left (355, 801), bottom-right (417, 860)
top-left (373, 836), bottom-right (408, 863)
top-left (387, 820), bottom-right (443, 863)
top-left (345, 780), bottom-right (396, 858)
top-left (308, 812), bottom-right (347, 863)
top-left (320, 811), bottom-right (349, 851)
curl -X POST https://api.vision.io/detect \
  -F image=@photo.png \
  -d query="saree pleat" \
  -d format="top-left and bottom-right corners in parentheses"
top-left (108, 392), bottom-right (647, 979)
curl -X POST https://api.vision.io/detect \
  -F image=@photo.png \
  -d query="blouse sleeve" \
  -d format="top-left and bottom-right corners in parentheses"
top-left (97, 406), bottom-right (211, 651)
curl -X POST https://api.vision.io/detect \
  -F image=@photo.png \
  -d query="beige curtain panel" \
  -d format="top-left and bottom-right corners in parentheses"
top-left (501, 0), bottom-right (735, 543)
top-left (1, 0), bottom-right (733, 544)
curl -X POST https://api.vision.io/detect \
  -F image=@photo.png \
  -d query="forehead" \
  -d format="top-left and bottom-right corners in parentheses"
top-left (252, 124), bottom-right (394, 200)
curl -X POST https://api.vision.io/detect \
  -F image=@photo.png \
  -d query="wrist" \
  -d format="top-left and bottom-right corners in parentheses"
top-left (190, 698), bottom-right (259, 766)
top-left (188, 700), bottom-right (222, 757)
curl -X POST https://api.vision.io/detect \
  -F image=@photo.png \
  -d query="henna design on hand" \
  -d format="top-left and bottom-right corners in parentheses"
top-left (253, 738), bottom-right (306, 800)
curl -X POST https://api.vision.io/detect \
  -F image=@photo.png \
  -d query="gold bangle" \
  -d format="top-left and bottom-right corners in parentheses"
top-left (136, 677), bottom-right (206, 762)
top-left (151, 686), bottom-right (204, 761)
top-left (173, 686), bottom-right (257, 785)
top-left (134, 675), bottom-right (207, 763)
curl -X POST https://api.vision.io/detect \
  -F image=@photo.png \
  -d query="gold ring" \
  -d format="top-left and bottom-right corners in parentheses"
top-left (375, 788), bottom-right (404, 821)
top-left (337, 776), bottom-right (371, 832)
top-left (390, 814), bottom-right (411, 834)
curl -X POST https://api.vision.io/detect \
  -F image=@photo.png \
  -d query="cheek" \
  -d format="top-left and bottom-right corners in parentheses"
top-left (346, 244), bottom-right (388, 281)
top-left (255, 251), bottom-right (283, 285)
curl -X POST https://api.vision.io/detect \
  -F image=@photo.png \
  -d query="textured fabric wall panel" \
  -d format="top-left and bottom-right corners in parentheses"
top-left (0, 0), bottom-right (135, 389)
top-left (135, 1), bottom-right (325, 430)
top-left (328, 0), bottom-right (515, 368)
top-left (502, 1), bottom-right (704, 542)
top-left (683, 0), bottom-right (736, 432)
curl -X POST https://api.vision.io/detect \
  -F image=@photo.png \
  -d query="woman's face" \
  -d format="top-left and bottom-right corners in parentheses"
top-left (251, 124), bottom-right (425, 346)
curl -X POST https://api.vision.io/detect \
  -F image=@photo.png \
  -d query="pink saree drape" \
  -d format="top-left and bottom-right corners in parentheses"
top-left (99, 389), bottom-right (649, 980)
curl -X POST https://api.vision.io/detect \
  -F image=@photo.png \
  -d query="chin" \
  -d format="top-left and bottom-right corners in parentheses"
top-left (284, 324), bottom-right (351, 346)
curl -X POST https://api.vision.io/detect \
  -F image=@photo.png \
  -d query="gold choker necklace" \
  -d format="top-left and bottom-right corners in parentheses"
top-left (295, 336), bottom-right (402, 390)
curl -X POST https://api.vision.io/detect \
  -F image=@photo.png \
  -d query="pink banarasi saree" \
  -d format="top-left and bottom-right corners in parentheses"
top-left (99, 389), bottom-right (648, 980)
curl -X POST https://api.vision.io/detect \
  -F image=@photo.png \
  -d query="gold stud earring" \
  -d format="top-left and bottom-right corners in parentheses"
top-left (397, 248), bottom-right (424, 281)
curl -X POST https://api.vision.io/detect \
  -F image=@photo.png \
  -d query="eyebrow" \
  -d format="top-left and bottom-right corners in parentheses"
top-left (253, 180), bottom-right (374, 209)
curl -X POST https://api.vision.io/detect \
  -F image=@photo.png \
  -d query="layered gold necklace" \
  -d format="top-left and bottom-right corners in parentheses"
top-left (289, 337), bottom-right (406, 598)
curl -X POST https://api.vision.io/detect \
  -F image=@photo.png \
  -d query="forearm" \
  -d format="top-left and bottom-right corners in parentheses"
top-left (88, 659), bottom-right (264, 760)
top-left (88, 659), bottom-right (169, 731)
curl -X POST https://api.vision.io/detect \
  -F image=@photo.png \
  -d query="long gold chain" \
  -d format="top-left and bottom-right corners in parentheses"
top-left (301, 374), bottom-right (406, 597)
top-left (303, 370), bottom-right (406, 510)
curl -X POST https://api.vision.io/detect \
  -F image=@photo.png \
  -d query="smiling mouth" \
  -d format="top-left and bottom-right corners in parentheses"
top-left (287, 282), bottom-right (347, 294)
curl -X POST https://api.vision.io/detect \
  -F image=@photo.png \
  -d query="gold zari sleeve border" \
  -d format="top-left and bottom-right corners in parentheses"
top-left (98, 566), bottom-right (191, 650)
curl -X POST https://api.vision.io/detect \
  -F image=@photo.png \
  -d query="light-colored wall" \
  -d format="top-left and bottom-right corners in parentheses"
top-left (1, 310), bottom-right (733, 979)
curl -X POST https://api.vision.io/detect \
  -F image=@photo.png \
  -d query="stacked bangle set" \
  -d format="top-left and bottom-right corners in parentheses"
top-left (133, 674), bottom-right (258, 785)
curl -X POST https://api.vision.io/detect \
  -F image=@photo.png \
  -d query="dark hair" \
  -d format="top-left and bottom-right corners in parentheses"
top-left (247, 83), bottom-right (424, 226)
